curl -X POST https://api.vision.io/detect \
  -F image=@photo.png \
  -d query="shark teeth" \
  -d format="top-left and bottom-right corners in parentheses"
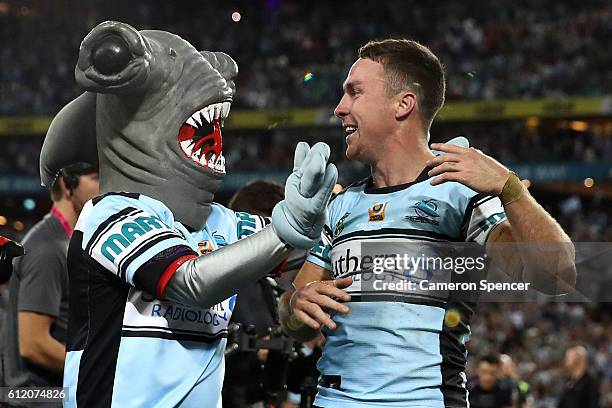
top-left (186, 101), bottom-right (231, 128)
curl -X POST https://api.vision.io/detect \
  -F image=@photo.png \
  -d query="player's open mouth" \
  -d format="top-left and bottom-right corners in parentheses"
top-left (344, 125), bottom-right (358, 136)
top-left (178, 101), bottom-right (231, 173)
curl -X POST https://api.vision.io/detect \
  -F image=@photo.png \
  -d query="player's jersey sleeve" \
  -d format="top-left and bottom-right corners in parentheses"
top-left (462, 193), bottom-right (507, 245)
top-left (76, 193), bottom-right (197, 296)
top-left (234, 211), bottom-right (269, 239)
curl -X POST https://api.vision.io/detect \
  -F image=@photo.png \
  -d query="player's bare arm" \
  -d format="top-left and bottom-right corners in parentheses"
top-left (279, 261), bottom-right (351, 342)
top-left (426, 143), bottom-right (576, 294)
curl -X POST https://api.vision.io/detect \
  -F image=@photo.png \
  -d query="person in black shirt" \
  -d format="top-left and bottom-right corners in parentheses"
top-left (557, 346), bottom-right (601, 408)
top-left (468, 354), bottom-right (515, 408)
top-left (1, 163), bottom-right (98, 407)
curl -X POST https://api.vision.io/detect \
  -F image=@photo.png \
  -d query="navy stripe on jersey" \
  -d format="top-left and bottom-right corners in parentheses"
top-left (349, 292), bottom-right (447, 307)
top-left (67, 232), bottom-right (132, 407)
top-left (333, 227), bottom-right (461, 246)
top-left (461, 193), bottom-right (490, 232)
top-left (439, 300), bottom-right (475, 406)
top-left (121, 329), bottom-right (227, 343)
top-left (362, 167), bottom-right (431, 194)
top-left (85, 207), bottom-right (142, 254)
top-left (330, 177), bottom-right (369, 203)
top-left (92, 192), bottom-right (140, 206)
top-left (116, 230), bottom-right (184, 280)
top-left (133, 245), bottom-right (197, 296)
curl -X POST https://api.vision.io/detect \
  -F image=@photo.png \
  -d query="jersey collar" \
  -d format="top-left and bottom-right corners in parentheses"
top-left (363, 166), bottom-right (432, 194)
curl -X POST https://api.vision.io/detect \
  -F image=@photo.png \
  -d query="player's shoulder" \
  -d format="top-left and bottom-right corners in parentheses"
top-left (418, 176), bottom-right (479, 201)
top-left (329, 176), bottom-right (369, 207)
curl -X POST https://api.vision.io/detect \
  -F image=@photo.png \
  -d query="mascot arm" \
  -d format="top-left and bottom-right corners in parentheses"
top-left (163, 225), bottom-right (290, 309)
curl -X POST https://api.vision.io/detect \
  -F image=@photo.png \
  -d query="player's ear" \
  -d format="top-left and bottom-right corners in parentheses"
top-left (395, 91), bottom-right (416, 120)
top-left (58, 175), bottom-right (73, 198)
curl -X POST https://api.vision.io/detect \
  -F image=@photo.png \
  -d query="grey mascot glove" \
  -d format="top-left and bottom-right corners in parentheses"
top-left (272, 142), bottom-right (338, 249)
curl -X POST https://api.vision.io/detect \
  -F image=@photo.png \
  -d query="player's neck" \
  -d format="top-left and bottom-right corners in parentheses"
top-left (370, 131), bottom-right (434, 189)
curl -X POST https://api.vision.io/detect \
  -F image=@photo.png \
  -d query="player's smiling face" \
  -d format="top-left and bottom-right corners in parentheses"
top-left (334, 58), bottom-right (397, 163)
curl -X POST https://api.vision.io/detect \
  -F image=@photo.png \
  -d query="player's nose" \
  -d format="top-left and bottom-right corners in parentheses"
top-left (334, 94), bottom-right (350, 118)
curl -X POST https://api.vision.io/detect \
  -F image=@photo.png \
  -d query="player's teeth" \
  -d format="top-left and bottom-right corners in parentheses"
top-left (186, 117), bottom-right (197, 128)
top-left (221, 102), bottom-right (231, 119)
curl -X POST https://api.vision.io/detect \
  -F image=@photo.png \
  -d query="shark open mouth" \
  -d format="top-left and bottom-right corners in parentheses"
top-left (178, 101), bottom-right (231, 173)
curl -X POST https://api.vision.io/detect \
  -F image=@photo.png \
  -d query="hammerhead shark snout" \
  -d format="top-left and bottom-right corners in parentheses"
top-left (76, 21), bottom-right (151, 93)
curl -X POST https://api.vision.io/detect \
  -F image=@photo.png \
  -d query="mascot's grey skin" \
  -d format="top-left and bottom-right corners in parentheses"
top-left (41, 21), bottom-right (236, 228)
top-left (40, 21), bottom-right (336, 309)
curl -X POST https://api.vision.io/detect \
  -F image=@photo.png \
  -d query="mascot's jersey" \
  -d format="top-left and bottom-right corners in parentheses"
top-left (306, 169), bottom-right (506, 408)
top-left (63, 192), bottom-right (266, 408)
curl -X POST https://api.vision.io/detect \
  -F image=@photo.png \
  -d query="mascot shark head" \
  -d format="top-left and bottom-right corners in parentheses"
top-left (40, 21), bottom-right (238, 229)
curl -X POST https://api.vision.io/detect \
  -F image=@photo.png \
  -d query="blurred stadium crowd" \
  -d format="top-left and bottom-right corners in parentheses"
top-left (469, 303), bottom-right (611, 407)
top-left (1, 0), bottom-right (612, 114)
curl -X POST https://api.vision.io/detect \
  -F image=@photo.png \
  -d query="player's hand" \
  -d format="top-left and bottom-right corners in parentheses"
top-left (426, 143), bottom-right (510, 196)
top-left (290, 277), bottom-right (352, 330)
top-left (272, 142), bottom-right (338, 249)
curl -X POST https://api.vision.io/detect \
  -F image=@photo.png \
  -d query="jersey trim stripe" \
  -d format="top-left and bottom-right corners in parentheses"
top-left (346, 292), bottom-right (447, 307)
top-left (85, 207), bottom-right (141, 254)
top-left (121, 329), bottom-right (227, 343)
top-left (117, 231), bottom-right (185, 280)
top-left (460, 193), bottom-right (490, 236)
top-left (333, 228), bottom-right (461, 246)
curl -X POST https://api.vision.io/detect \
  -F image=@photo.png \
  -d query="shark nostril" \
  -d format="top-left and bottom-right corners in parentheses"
top-left (92, 36), bottom-right (131, 75)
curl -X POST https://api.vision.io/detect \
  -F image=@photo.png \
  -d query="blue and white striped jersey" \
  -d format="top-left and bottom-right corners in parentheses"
top-left (63, 192), bottom-right (266, 408)
top-left (306, 169), bottom-right (506, 408)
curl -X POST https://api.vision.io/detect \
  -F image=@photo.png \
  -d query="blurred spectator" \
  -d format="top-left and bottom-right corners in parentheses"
top-left (468, 353), bottom-right (516, 408)
top-left (557, 346), bottom-right (601, 408)
top-left (500, 354), bottom-right (534, 408)
top-left (0, 163), bottom-right (98, 406)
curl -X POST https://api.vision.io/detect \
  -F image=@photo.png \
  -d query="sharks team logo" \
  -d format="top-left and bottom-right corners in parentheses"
top-left (406, 199), bottom-right (440, 225)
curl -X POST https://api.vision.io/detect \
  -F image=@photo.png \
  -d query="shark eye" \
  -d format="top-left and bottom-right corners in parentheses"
top-left (169, 48), bottom-right (176, 57)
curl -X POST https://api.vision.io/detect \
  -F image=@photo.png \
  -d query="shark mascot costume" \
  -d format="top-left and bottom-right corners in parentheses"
top-left (39, 21), bottom-right (336, 408)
